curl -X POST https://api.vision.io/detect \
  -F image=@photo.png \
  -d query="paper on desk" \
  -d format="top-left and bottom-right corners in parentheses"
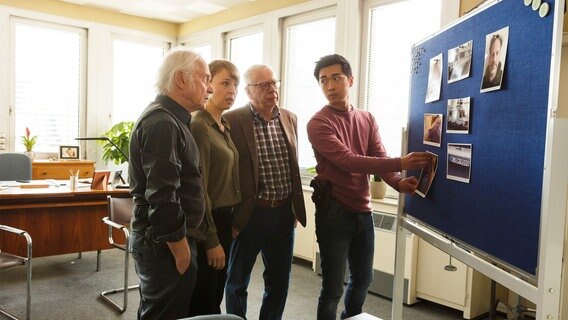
top-left (20, 181), bottom-right (50, 188)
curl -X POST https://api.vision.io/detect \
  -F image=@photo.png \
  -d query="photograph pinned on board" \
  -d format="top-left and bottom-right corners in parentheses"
top-left (447, 97), bottom-right (471, 134)
top-left (425, 53), bottom-right (443, 103)
top-left (481, 26), bottom-right (509, 92)
top-left (59, 145), bottom-right (80, 160)
top-left (447, 143), bottom-right (472, 183)
top-left (448, 40), bottom-right (473, 83)
top-left (423, 113), bottom-right (443, 147)
top-left (416, 151), bottom-right (438, 198)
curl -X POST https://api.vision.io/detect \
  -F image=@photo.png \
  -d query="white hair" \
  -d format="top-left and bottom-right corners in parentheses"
top-left (243, 64), bottom-right (273, 85)
top-left (155, 47), bottom-right (203, 95)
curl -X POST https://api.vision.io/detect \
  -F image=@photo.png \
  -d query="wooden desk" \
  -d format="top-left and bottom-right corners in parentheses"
top-left (0, 185), bottom-right (130, 257)
top-left (32, 160), bottom-right (95, 179)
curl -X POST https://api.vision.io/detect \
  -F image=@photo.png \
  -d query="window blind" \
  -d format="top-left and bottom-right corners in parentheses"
top-left (191, 44), bottom-right (212, 63)
top-left (282, 16), bottom-right (336, 169)
top-left (13, 20), bottom-right (86, 152)
top-left (364, 0), bottom-right (441, 157)
top-left (228, 31), bottom-right (263, 108)
top-left (112, 37), bottom-right (169, 124)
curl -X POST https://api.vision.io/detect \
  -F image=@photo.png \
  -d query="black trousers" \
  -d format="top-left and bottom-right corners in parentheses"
top-left (188, 206), bottom-right (234, 315)
top-left (131, 231), bottom-right (198, 320)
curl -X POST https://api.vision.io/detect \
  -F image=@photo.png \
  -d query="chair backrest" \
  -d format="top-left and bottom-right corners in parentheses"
top-left (107, 196), bottom-right (134, 225)
top-left (184, 315), bottom-right (245, 320)
top-left (0, 153), bottom-right (32, 181)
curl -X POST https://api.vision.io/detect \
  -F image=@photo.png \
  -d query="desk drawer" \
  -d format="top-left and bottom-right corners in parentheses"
top-left (32, 161), bottom-right (95, 179)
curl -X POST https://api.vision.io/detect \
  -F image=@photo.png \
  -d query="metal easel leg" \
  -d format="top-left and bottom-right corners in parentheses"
top-left (489, 280), bottom-right (535, 320)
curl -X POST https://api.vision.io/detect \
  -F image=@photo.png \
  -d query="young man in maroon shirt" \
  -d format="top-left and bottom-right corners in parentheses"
top-left (307, 54), bottom-right (431, 320)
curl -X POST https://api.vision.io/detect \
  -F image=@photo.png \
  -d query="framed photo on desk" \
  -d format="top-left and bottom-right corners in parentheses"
top-left (91, 170), bottom-right (111, 190)
top-left (59, 145), bottom-right (80, 160)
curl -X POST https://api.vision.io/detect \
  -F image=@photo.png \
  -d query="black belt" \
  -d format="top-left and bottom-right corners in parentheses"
top-left (255, 197), bottom-right (291, 208)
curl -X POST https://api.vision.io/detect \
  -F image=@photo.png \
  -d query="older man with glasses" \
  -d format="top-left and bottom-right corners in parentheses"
top-left (224, 64), bottom-right (306, 320)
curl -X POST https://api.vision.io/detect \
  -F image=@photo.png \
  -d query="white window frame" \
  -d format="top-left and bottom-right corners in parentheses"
top-left (179, 29), bottom-right (215, 62)
top-left (223, 24), bottom-right (264, 107)
top-left (280, 8), bottom-right (337, 172)
top-left (359, 0), bottom-right (459, 113)
top-left (0, 5), bottom-right (175, 163)
top-left (9, 16), bottom-right (87, 155)
top-left (89, 27), bottom-right (173, 163)
top-left (224, 24), bottom-right (265, 62)
top-left (359, 0), bottom-right (458, 198)
top-left (109, 33), bottom-right (170, 123)
top-left (174, 0), bottom-right (354, 178)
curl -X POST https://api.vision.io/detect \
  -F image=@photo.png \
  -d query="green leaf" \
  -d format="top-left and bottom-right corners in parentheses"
top-left (100, 121), bottom-right (134, 165)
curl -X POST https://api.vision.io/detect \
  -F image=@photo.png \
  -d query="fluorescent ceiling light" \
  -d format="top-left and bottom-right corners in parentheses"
top-left (183, 1), bottom-right (227, 14)
top-left (131, 1), bottom-right (178, 14)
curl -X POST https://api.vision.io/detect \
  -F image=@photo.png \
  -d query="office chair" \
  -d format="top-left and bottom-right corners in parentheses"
top-left (97, 195), bottom-right (139, 313)
top-left (0, 153), bottom-right (32, 181)
top-left (0, 225), bottom-right (32, 320)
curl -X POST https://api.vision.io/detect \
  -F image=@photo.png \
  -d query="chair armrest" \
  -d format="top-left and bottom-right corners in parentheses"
top-left (102, 217), bottom-right (127, 230)
top-left (0, 224), bottom-right (27, 235)
top-left (102, 217), bottom-right (130, 251)
top-left (0, 224), bottom-right (32, 246)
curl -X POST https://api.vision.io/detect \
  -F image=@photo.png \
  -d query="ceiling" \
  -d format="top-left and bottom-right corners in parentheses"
top-left (58, 0), bottom-right (255, 23)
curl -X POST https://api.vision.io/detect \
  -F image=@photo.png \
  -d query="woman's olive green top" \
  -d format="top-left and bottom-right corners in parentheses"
top-left (191, 109), bottom-right (241, 249)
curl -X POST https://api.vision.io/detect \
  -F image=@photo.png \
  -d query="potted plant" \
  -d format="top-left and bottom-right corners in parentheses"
top-left (100, 121), bottom-right (133, 165)
top-left (370, 174), bottom-right (387, 199)
top-left (21, 127), bottom-right (38, 159)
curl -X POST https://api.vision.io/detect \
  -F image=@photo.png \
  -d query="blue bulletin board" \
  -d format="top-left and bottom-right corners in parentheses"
top-left (405, 0), bottom-right (555, 277)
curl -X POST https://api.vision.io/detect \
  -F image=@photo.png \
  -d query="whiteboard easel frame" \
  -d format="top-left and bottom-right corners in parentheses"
top-left (392, 0), bottom-right (567, 319)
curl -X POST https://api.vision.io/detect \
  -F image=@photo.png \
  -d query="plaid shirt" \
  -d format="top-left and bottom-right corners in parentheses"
top-left (250, 105), bottom-right (292, 201)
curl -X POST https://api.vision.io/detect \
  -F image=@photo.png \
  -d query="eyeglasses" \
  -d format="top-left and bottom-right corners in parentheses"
top-left (318, 74), bottom-right (347, 87)
top-left (247, 80), bottom-right (280, 91)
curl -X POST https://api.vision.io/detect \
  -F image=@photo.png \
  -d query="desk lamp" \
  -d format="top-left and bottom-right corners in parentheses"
top-left (75, 137), bottom-right (129, 188)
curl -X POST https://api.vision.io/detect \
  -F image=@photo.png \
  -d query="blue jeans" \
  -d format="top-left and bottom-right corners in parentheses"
top-left (225, 204), bottom-right (295, 320)
top-left (315, 200), bottom-right (374, 320)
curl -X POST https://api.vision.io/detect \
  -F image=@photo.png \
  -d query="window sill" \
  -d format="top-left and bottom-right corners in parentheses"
top-left (371, 197), bottom-right (398, 215)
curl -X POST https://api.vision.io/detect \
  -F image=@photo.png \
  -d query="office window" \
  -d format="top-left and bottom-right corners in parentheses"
top-left (12, 19), bottom-right (86, 152)
top-left (226, 29), bottom-right (263, 108)
top-left (189, 44), bottom-right (212, 63)
top-left (281, 13), bottom-right (336, 169)
top-left (112, 37), bottom-right (169, 124)
top-left (362, 0), bottom-right (442, 158)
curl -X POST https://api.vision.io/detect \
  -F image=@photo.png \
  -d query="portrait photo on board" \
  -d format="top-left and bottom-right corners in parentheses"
top-left (447, 97), bottom-right (470, 134)
top-left (481, 26), bottom-right (509, 92)
top-left (448, 40), bottom-right (473, 83)
top-left (447, 143), bottom-right (472, 183)
top-left (416, 151), bottom-right (438, 198)
top-left (425, 53), bottom-right (443, 103)
top-left (423, 113), bottom-right (443, 147)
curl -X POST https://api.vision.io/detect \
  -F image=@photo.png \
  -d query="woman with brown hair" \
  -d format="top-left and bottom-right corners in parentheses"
top-left (189, 60), bottom-right (241, 315)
